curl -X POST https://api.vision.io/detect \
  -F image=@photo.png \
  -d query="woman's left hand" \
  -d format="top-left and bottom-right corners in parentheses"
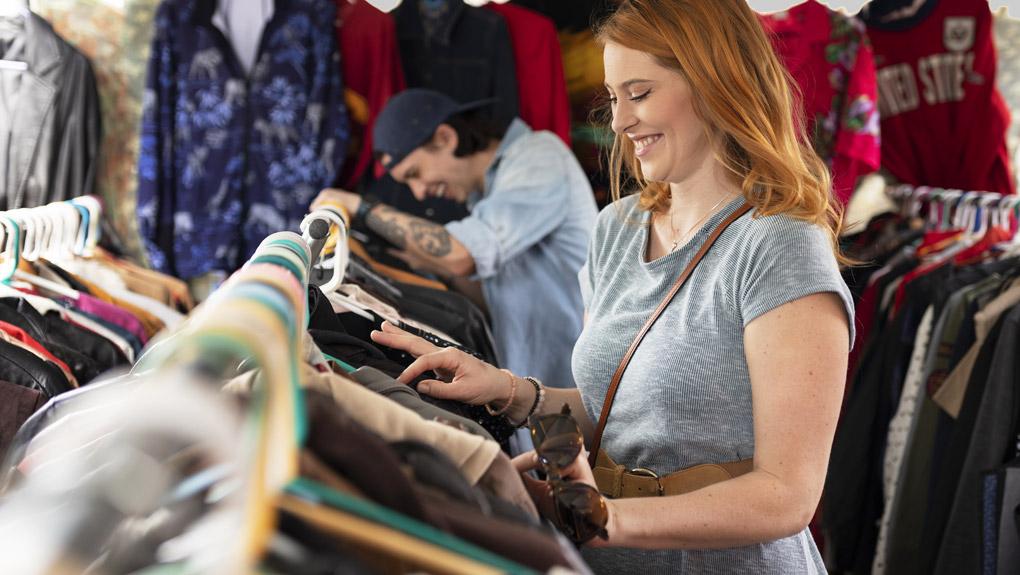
top-left (511, 449), bottom-right (615, 547)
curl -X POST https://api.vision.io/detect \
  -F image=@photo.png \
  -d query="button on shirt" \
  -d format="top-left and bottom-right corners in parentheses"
top-left (445, 119), bottom-right (596, 388)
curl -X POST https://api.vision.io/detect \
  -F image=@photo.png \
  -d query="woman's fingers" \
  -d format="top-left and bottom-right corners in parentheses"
top-left (560, 450), bottom-right (598, 487)
top-left (512, 451), bottom-right (541, 474)
top-left (396, 348), bottom-right (464, 385)
top-left (370, 322), bottom-right (439, 357)
top-left (415, 379), bottom-right (463, 399)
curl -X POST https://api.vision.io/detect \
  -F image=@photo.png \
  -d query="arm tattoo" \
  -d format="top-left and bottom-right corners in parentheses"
top-left (365, 205), bottom-right (407, 249)
top-left (365, 205), bottom-right (454, 258)
top-left (409, 220), bottom-right (453, 257)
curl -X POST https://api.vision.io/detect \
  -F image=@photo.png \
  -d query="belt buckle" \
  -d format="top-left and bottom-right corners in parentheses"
top-left (629, 467), bottom-right (664, 496)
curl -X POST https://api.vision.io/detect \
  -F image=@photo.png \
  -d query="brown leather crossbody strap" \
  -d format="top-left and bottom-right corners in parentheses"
top-left (587, 203), bottom-right (753, 467)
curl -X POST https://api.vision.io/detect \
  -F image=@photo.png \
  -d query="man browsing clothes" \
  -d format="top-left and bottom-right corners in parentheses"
top-left (312, 88), bottom-right (597, 388)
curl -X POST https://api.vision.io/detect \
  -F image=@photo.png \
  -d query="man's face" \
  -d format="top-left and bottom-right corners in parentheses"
top-left (386, 125), bottom-right (474, 204)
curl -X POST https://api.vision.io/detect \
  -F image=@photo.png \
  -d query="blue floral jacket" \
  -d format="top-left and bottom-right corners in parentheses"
top-left (137, 0), bottom-right (349, 279)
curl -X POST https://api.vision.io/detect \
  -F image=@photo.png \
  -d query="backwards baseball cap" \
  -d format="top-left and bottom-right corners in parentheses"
top-left (372, 88), bottom-right (495, 170)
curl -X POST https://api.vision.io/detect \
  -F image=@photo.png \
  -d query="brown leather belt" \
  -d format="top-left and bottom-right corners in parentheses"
top-left (592, 449), bottom-right (753, 499)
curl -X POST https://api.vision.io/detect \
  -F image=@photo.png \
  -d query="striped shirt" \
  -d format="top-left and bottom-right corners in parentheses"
top-left (573, 194), bottom-right (854, 574)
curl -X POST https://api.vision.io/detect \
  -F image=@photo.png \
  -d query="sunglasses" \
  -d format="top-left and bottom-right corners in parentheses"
top-left (529, 404), bottom-right (608, 545)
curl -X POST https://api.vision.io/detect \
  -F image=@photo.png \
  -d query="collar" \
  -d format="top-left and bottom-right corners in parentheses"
top-left (761, 0), bottom-right (829, 45)
top-left (400, 0), bottom-right (466, 47)
top-left (20, 12), bottom-right (62, 77)
top-left (490, 118), bottom-right (530, 170)
top-left (474, 118), bottom-right (528, 205)
top-left (192, 0), bottom-right (292, 25)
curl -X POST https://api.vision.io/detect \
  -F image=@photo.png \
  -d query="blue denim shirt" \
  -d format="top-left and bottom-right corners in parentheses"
top-left (137, 0), bottom-right (349, 279)
top-left (446, 119), bottom-right (596, 388)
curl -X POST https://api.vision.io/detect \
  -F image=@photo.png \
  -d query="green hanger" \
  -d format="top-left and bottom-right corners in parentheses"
top-left (0, 215), bottom-right (21, 283)
top-left (286, 478), bottom-right (537, 574)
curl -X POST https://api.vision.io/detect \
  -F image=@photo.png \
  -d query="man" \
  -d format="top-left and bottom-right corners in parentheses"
top-left (312, 88), bottom-right (596, 388)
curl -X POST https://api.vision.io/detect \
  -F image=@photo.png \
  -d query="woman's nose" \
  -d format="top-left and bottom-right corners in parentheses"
top-left (610, 100), bottom-right (637, 135)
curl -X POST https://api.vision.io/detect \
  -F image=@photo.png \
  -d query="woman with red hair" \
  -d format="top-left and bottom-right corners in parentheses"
top-left (374, 1), bottom-right (854, 572)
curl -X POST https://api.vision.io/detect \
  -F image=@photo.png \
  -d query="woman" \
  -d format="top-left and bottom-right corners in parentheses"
top-left (371, 0), bottom-right (854, 572)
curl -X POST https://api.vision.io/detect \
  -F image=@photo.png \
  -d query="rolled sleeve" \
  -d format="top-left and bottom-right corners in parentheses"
top-left (446, 217), bottom-right (502, 279)
top-left (446, 135), bottom-right (569, 279)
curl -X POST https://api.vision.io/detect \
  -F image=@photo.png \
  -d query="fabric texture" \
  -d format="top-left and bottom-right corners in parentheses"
top-left (484, 3), bottom-right (570, 145)
top-left (393, 0), bottom-right (518, 129)
top-left (0, 380), bottom-right (46, 464)
top-left (760, 0), bottom-right (880, 204)
top-left (137, 0), bottom-right (349, 279)
top-left (871, 305), bottom-right (934, 575)
top-left (349, 366), bottom-right (492, 439)
top-left (574, 195), bottom-right (854, 573)
top-left (334, 0), bottom-right (406, 187)
top-left (862, 0), bottom-right (1013, 195)
top-left (0, 339), bottom-right (73, 399)
top-left (935, 278), bottom-right (1020, 417)
top-left (223, 365), bottom-right (502, 485)
top-left (445, 118), bottom-right (596, 388)
top-left (932, 304), bottom-right (1020, 574)
top-left (0, 12), bottom-right (101, 209)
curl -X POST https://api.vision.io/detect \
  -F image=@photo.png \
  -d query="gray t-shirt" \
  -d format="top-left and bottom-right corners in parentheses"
top-left (573, 194), bottom-right (854, 574)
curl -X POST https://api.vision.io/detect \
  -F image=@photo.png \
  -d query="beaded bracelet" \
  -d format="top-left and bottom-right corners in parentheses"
top-left (513, 376), bottom-right (545, 428)
top-left (485, 369), bottom-right (518, 417)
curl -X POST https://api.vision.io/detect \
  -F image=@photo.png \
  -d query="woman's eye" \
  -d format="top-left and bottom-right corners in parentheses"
top-left (629, 90), bottom-right (651, 102)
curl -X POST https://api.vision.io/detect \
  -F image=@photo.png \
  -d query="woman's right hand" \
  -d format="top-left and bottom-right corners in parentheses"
top-left (369, 322), bottom-right (511, 406)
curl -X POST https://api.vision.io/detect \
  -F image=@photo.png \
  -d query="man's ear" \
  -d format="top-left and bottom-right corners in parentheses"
top-left (431, 123), bottom-right (459, 153)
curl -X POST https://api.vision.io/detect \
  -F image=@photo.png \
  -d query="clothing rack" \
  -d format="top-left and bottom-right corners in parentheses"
top-left (885, 184), bottom-right (1020, 234)
top-left (0, 207), bottom-right (527, 574)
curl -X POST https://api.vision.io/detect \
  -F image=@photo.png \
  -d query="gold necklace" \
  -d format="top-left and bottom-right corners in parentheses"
top-left (669, 194), bottom-right (731, 252)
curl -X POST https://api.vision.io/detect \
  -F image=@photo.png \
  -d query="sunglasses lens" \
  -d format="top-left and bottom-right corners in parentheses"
top-left (553, 483), bottom-right (608, 545)
top-left (530, 414), bottom-right (582, 468)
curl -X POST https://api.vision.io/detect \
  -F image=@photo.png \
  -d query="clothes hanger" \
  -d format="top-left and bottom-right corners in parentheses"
top-left (69, 196), bottom-right (102, 255)
top-left (301, 208), bottom-right (349, 291)
top-left (301, 207), bottom-right (375, 321)
top-left (2, 209), bottom-right (81, 300)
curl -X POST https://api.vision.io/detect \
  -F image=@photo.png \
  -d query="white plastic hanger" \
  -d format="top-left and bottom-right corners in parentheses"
top-left (70, 196), bottom-right (102, 255)
top-left (300, 208), bottom-right (376, 321)
top-left (3, 208), bottom-right (81, 300)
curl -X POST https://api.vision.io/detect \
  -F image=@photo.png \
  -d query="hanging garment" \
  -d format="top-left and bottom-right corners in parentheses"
top-left (0, 381), bottom-right (45, 463)
top-left (334, 0), bottom-right (406, 188)
top-left (137, 0), bottom-right (350, 280)
top-left (0, 12), bottom-right (101, 209)
top-left (381, 0), bottom-right (519, 224)
top-left (394, 0), bottom-right (518, 128)
top-left (862, 0), bottom-right (1013, 195)
top-left (211, 0), bottom-right (274, 75)
top-left (761, 0), bottom-right (881, 204)
top-left (929, 304), bottom-right (1020, 574)
top-left (484, 3), bottom-right (570, 146)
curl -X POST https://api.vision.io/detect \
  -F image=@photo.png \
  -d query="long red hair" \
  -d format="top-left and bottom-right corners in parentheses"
top-left (596, 0), bottom-right (847, 263)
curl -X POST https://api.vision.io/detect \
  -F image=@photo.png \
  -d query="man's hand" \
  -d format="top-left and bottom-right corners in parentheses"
top-left (311, 188), bottom-right (362, 217)
top-left (311, 189), bottom-right (477, 278)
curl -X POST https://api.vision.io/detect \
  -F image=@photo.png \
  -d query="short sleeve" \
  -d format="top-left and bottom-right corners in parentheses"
top-left (739, 217), bottom-right (856, 349)
top-left (445, 135), bottom-right (568, 279)
top-left (578, 261), bottom-right (594, 308)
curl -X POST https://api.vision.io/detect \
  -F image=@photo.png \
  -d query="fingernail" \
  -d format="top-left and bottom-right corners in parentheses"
top-left (419, 382), bottom-right (430, 393)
